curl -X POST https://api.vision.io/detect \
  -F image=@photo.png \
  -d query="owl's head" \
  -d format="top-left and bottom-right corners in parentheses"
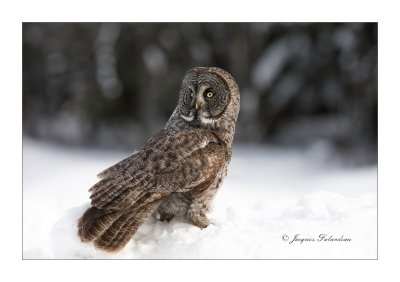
top-left (178, 67), bottom-right (240, 130)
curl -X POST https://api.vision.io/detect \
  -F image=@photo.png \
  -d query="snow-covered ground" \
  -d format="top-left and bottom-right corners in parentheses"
top-left (23, 138), bottom-right (377, 259)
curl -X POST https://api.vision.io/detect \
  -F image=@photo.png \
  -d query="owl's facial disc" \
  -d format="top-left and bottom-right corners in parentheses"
top-left (179, 71), bottom-right (230, 127)
top-left (181, 86), bottom-right (213, 123)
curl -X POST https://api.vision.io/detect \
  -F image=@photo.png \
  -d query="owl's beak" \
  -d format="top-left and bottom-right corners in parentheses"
top-left (195, 100), bottom-right (203, 111)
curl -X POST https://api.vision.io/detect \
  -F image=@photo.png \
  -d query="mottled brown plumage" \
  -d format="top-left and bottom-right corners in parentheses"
top-left (77, 67), bottom-right (240, 252)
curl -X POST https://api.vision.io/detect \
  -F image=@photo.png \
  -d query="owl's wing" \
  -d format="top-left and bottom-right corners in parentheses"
top-left (89, 128), bottom-right (227, 211)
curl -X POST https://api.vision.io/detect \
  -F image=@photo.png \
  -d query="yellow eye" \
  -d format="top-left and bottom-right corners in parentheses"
top-left (206, 92), bottom-right (214, 98)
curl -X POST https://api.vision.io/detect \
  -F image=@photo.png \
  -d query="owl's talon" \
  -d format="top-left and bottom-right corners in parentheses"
top-left (186, 210), bottom-right (211, 229)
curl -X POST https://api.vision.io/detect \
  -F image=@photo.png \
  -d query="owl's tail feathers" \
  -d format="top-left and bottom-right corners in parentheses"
top-left (77, 200), bottom-right (162, 252)
top-left (77, 206), bottom-right (121, 243)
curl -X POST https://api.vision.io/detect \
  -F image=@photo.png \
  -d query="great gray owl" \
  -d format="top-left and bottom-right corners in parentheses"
top-left (77, 67), bottom-right (240, 252)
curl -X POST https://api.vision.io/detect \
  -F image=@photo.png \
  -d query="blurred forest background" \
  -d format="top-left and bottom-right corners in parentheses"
top-left (22, 23), bottom-right (377, 165)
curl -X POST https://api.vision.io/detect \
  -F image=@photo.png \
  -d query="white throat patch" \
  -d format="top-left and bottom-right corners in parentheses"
top-left (181, 114), bottom-right (194, 122)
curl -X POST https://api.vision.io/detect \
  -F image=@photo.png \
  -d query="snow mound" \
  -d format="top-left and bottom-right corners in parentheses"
top-left (23, 139), bottom-right (377, 259)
